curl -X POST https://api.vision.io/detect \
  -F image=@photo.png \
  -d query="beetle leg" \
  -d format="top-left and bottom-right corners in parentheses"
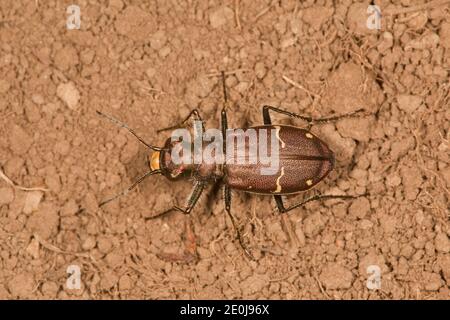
top-left (147, 181), bottom-right (205, 219)
top-left (157, 108), bottom-right (204, 133)
top-left (262, 105), bottom-right (365, 127)
top-left (274, 193), bottom-right (362, 214)
top-left (96, 111), bottom-right (165, 151)
top-left (224, 186), bottom-right (255, 260)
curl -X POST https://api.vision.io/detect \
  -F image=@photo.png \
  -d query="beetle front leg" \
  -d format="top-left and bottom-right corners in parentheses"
top-left (157, 108), bottom-right (204, 133)
top-left (147, 181), bottom-right (205, 219)
top-left (262, 105), bottom-right (365, 127)
top-left (224, 186), bottom-right (255, 260)
top-left (274, 193), bottom-right (362, 214)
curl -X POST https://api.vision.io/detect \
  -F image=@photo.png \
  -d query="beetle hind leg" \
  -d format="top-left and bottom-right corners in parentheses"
top-left (274, 194), bottom-right (363, 214)
top-left (224, 186), bottom-right (255, 260)
top-left (262, 105), bottom-right (366, 127)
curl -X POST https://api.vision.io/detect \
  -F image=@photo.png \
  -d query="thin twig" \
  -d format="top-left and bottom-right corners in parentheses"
top-left (235, 0), bottom-right (241, 30)
top-left (282, 75), bottom-right (321, 99)
top-left (385, 0), bottom-right (450, 16)
top-left (254, 1), bottom-right (275, 22)
top-left (0, 166), bottom-right (49, 192)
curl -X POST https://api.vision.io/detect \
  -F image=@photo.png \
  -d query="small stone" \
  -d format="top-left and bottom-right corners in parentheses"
top-left (442, 166), bottom-right (450, 187)
top-left (437, 255), bottom-right (450, 285)
top-left (109, 0), bottom-right (124, 10)
top-left (8, 273), bottom-right (35, 299)
top-left (115, 6), bottom-right (157, 41)
top-left (41, 281), bottom-right (59, 298)
top-left (150, 30), bottom-right (167, 50)
top-left (105, 250), bottom-right (125, 268)
top-left (97, 236), bottom-right (113, 254)
top-left (435, 233), bottom-right (450, 253)
top-left (158, 46), bottom-right (171, 58)
top-left (31, 94), bottom-right (45, 105)
top-left (145, 67), bottom-right (156, 79)
top-left (0, 188), bottom-right (14, 205)
top-left (303, 6), bottom-right (334, 31)
top-left (346, 3), bottom-right (376, 35)
top-left (348, 197), bottom-right (370, 219)
top-left (26, 203), bottom-right (59, 240)
top-left (9, 125), bottom-right (32, 155)
top-left (82, 236), bottom-right (96, 251)
top-left (100, 271), bottom-right (118, 290)
top-left (401, 166), bottom-right (423, 200)
top-left (397, 94), bottom-right (422, 113)
top-left (281, 37), bottom-right (296, 48)
top-left (405, 32), bottom-right (439, 50)
top-left (235, 82), bottom-right (249, 94)
top-left (440, 22), bottom-right (450, 49)
top-left (23, 191), bottom-right (44, 214)
top-left (386, 174), bottom-right (402, 187)
top-left (54, 45), bottom-right (79, 71)
top-left (209, 6), bottom-right (234, 29)
top-left (319, 263), bottom-right (354, 290)
top-left (0, 79), bottom-right (11, 94)
top-left (336, 116), bottom-right (373, 142)
top-left (61, 199), bottom-right (79, 216)
top-left (422, 272), bottom-right (443, 291)
top-left (241, 274), bottom-right (269, 296)
top-left (57, 82), bottom-right (80, 110)
top-left (119, 275), bottom-right (133, 291)
top-left (26, 238), bottom-right (40, 259)
top-left (254, 62), bottom-right (267, 79)
top-left (303, 212), bottom-right (326, 238)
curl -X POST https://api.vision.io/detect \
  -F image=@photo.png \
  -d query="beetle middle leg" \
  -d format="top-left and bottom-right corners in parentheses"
top-left (224, 186), bottom-right (255, 260)
top-left (220, 72), bottom-right (254, 260)
top-left (262, 105), bottom-right (365, 128)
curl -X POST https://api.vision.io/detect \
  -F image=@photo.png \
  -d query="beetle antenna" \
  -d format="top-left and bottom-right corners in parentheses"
top-left (96, 111), bottom-right (165, 151)
top-left (99, 169), bottom-right (162, 207)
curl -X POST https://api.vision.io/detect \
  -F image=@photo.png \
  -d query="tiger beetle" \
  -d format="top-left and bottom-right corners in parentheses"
top-left (97, 72), bottom-right (365, 260)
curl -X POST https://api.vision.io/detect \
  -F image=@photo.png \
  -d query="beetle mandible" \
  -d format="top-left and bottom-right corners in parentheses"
top-left (97, 72), bottom-right (365, 259)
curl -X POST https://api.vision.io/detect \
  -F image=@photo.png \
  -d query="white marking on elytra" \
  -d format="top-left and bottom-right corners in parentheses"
top-left (306, 179), bottom-right (313, 186)
top-left (273, 167), bottom-right (285, 193)
top-left (274, 126), bottom-right (286, 148)
top-left (306, 133), bottom-right (313, 139)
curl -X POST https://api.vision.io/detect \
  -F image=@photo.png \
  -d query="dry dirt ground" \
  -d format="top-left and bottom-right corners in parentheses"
top-left (0, 0), bottom-right (449, 300)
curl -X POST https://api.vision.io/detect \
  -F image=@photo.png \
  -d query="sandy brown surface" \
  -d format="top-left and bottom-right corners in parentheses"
top-left (0, 0), bottom-right (449, 299)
